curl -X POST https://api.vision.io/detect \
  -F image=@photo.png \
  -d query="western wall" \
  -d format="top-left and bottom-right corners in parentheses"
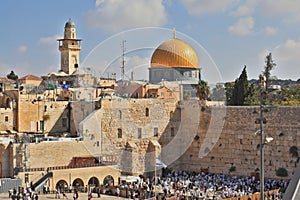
top-left (13, 98), bottom-right (300, 180)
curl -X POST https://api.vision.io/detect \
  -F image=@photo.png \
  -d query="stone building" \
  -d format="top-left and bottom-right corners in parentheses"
top-left (0, 77), bottom-right (16, 92)
top-left (57, 19), bottom-right (81, 75)
top-left (0, 20), bottom-right (299, 191)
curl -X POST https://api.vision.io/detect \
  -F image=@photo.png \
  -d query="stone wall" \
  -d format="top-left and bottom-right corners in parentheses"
top-left (76, 98), bottom-right (300, 179)
top-left (10, 98), bottom-right (300, 180)
top-left (0, 142), bottom-right (13, 177)
top-left (14, 141), bottom-right (91, 169)
top-left (168, 105), bottom-right (300, 179)
top-left (99, 98), bottom-right (178, 175)
top-left (0, 108), bottom-right (13, 131)
top-left (17, 99), bottom-right (69, 134)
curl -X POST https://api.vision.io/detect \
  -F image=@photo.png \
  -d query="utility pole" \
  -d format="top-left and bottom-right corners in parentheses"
top-left (259, 74), bottom-right (266, 200)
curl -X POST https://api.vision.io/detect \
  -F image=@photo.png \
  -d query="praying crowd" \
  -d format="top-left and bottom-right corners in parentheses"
top-left (114, 170), bottom-right (288, 199)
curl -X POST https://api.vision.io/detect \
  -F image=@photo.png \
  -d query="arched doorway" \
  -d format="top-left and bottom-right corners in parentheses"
top-left (72, 178), bottom-right (84, 191)
top-left (88, 176), bottom-right (100, 193)
top-left (103, 175), bottom-right (114, 186)
top-left (56, 180), bottom-right (68, 192)
top-left (88, 176), bottom-right (99, 187)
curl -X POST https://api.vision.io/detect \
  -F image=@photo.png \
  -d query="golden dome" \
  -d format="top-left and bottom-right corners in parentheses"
top-left (151, 37), bottom-right (199, 69)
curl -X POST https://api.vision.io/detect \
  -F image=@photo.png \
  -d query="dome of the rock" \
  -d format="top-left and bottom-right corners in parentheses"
top-left (151, 37), bottom-right (199, 69)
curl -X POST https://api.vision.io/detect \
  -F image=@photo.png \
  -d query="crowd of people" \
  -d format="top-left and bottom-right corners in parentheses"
top-left (8, 169), bottom-right (289, 199)
top-left (9, 187), bottom-right (39, 200)
top-left (114, 170), bottom-right (288, 199)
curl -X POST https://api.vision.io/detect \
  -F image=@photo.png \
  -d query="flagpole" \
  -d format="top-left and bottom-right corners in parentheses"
top-left (154, 157), bottom-right (156, 198)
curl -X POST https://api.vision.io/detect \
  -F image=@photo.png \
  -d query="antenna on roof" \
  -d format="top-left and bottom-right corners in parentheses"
top-left (121, 39), bottom-right (126, 81)
top-left (173, 27), bottom-right (176, 38)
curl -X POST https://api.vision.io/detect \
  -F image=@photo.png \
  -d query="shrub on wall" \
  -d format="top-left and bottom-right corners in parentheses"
top-left (276, 167), bottom-right (288, 177)
top-left (289, 146), bottom-right (299, 158)
top-left (229, 166), bottom-right (236, 173)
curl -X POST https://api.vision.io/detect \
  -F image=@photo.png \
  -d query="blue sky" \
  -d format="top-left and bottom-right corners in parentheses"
top-left (1, 0), bottom-right (300, 84)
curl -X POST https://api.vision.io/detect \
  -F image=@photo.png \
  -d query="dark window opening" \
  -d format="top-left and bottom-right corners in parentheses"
top-left (138, 128), bottom-right (142, 139)
top-left (171, 127), bottom-right (175, 137)
top-left (154, 127), bottom-right (158, 137)
top-left (118, 128), bottom-right (122, 138)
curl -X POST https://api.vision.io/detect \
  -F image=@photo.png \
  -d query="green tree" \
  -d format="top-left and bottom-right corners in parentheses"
top-left (195, 80), bottom-right (210, 101)
top-left (6, 70), bottom-right (18, 81)
top-left (226, 66), bottom-right (253, 105)
top-left (225, 81), bottom-right (235, 104)
top-left (210, 83), bottom-right (226, 101)
top-left (273, 85), bottom-right (300, 106)
top-left (263, 53), bottom-right (276, 90)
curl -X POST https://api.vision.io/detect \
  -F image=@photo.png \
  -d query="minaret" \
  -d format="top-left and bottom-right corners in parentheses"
top-left (57, 19), bottom-right (81, 74)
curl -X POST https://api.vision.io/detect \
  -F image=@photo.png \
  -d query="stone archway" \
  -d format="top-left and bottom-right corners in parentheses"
top-left (56, 179), bottom-right (68, 192)
top-left (103, 175), bottom-right (114, 186)
top-left (72, 178), bottom-right (84, 191)
top-left (88, 176), bottom-right (100, 187)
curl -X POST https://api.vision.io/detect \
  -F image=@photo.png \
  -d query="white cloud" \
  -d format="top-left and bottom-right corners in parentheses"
top-left (85, 0), bottom-right (167, 32)
top-left (230, 0), bottom-right (257, 17)
top-left (263, 26), bottom-right (278, 36)
top-left (17, 45), bottom-right (28, 53)
top-left (261, 0), bottom-right (300, 23)
top-left (228, 17), bottom-right (254, 36)
top-left (39, 35), bottom-right (61, 45)
top-left (180, 0), bottom-right (236, 15)
top-left (273, 38), bottom-right (300, 62)
top-left (260, 38), bottom-right (300, 80)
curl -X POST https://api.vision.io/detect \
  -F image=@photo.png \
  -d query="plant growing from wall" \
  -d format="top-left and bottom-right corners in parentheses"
top-left (229, 166), bottom-right (236, 173)
top-left (289, 146), bottom-right (299, 158)
top-left (276, 167), bottom-right (288, 177)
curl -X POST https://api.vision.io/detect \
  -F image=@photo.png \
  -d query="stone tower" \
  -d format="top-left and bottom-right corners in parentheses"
top-left (57, 19), bottom-right (81, 75)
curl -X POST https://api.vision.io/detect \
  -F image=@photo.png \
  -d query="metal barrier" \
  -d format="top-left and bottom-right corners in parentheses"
top-left (0, 178), bottom-right (22, 193)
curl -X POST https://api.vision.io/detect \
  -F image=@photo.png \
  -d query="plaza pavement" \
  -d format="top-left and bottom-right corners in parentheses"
top-left (0, 192), bottom-right (128, 200)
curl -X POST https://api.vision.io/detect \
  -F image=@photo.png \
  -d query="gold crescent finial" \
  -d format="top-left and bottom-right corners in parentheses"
top-left (173, 27), bottom-right (176, 38)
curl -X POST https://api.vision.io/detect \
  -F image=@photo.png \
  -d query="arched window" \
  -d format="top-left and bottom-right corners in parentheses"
top-left (145, 108), bottom-right (149, 117)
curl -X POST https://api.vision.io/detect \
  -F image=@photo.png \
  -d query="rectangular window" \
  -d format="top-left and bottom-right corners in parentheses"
top-left (62, 118), bottom-right (67, 128)
top-left (4, 116), bottom-right (8, 122)
top-left (40, 121), bottom-right (45, 131)
top-left (171, 127), bottom-right (175, 137)
top-left (161, 92), bottom-right (164, 97)
top-left (154, 127), bottom-right (158, 137)
top-left (118, 128), bottom-right (122, 138)
top-left (138, 128), bottom-right (142, 139)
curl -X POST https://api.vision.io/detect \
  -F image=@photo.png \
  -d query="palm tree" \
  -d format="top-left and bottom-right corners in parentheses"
top-left (195, 80), bottom-right (210, 101)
